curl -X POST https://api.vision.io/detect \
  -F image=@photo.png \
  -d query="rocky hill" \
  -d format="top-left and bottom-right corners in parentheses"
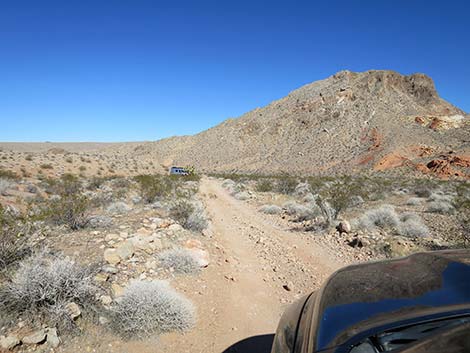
top-left (133, 70), bottom-right (469, 177)
top-left (1, 70), bottom-right (469, 178)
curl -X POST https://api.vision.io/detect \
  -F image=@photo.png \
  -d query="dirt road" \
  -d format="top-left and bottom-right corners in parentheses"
top-left (62, 178), bottom-right (345, 353)
top-left (160, 177), bottom-right (344, 352)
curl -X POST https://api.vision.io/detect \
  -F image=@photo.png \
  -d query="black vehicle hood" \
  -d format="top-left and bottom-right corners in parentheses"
top-left (312, 250), bottom-right (470, 351)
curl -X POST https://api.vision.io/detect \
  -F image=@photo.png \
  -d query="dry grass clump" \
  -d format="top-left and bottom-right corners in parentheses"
top-left (283, 202), bottom-right (319, 221)
top-left (397, 213), bottom-right (430, 237)
top-left (259, 205), bottom-right (282, 215)
top-left (0, 250), bottom-right (100, 332)
top-left (293, 182), bottom-right (311, 197)
top-left (109, 280), bottom-right (195, 339)
top-left (106, 202), bottom-right (132, 214)
top-left (169, 200), bottom-right (208, 232)
top-left (427, 201), bottom-right (455, 214)
top-left (158, 249), bottom-right (200, 274)
top-left (406, 197), bottom-right (423, 206)
top-left (353, 205), bottom-right (400, 230)
top-left (233, 191), bottom-right (250, 200)
top-left (352, 205), bottom-right (429, 237)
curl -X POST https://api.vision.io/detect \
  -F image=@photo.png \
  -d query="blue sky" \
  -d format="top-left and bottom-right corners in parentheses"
top-left (1, 0), bottom-right (469, 142)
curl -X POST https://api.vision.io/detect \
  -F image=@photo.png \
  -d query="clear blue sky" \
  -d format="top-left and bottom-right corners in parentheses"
top-left (1, 0), bottom-right (469, 142)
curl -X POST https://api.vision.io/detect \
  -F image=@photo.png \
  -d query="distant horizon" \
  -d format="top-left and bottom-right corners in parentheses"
top-left (1, 1), bottom-right (469, 142)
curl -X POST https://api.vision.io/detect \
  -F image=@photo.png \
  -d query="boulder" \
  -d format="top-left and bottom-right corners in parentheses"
top-left (46, 328), bottom-right (60, 348)
top-left (0, 335), bottom-right (20, 350)
top-left (337, 220), bottom-right (351, 234)
top-left (115, 240), bottom-right (135, 260)
top-left (186, 248), bottom-right (210, 268)
top-left (22, 329), bottom-right (46, 345)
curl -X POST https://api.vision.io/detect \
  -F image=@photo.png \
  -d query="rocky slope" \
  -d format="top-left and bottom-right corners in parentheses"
top-left (136, 70), bottom-right (469, 177)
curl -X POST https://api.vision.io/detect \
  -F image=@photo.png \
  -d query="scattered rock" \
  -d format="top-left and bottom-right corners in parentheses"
top-left (22, 329), bottom-right (46, 345)
top-left (103, 249), bottom-right (120, 265)
top-left (186, 248), bottom-right (210, 268)
top-left (111, 283), bottom-right (125, 297)
top-left (337, 220), bottom-right (351, 234)
top-left (65, 302), bottom-right (81, 320)
top-left (101, 265), bottom-right (119, 274)
top-left (46, 327), bottom-right (60, 348)
top-left (115, 240), bottom-right (135, 260)
top-left (282, 282), bottom-right (294, 291)
top-left (100, 295), bottom-right (113, 305)
top-left (169, 224), bottom-right (183, 232)
top-left (0, 335), bottom-right (20, 350)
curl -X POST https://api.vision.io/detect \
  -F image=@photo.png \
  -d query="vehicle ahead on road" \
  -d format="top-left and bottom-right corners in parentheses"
top-left (271, 250), bottom-right (470, 353)
top-left (169, 166), bottom-right (189, 176)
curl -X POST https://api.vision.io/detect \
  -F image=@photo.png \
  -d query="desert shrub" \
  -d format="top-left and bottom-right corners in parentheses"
top-left (427, 201), bottom-right (455, 214)
top-left (0, 251), bottom-right (100, 332)
top-left (87, 215), bottom-right (113, 229)
top-left (134, 175), bottom-right (174, 203)
top-left (106, 202), bottom-right (131, 214)
top-left (41, 193), bottom-right (92, 230)
top-left (283, 202), bottom-right (319, 221)
top-left (259, 205), bottom-right (282, 215)
top-left (255, 179), bottom-right (274, 193)
top-left (294, 182), bottom-right (311, 197)
top-left (406, 197), bottom-right (423, 206)
top-left (414, 186), bottom-right (433, 198)
top-left (276, 176), bottom-right (297, 195)
top-left (185, 206), bottom-right (208, 232)
top-left (397, 213), bottom-right (429, 237)
top-left (221, 179), bottom-right (235, 189)
top-left (0, 178), bottom-right (13, 196)
top-left (233, 191), bottom-right (250, 200)
top-left (40, 163), bottom-right (53, 170)
top-left (350, 195), bottom-right (365, 206)
top-left (79, 166), bottom-right (86, 172)
top-left (0, 207), bottom-right (31, 271)
top-left (42, 174), bottom-right (82, 195)
top-left (109, 280), bottom-right (195, 339)
top-left (0, 169), bottom-right (18, 180)
top-left (158, 249), bottom-right (200, 274)
top-left (428, 192), bottom-right (454, 203)
top-left (353, 205), bottom-right (400, 230)
top-left (169, 200), bottom-right (193, 225)
top-left (302, 193), bottom-right (317, 203)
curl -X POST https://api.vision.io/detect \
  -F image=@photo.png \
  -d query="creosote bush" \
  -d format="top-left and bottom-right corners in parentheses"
top-left (0, 250), bottom-right (100, 332)
top-left (134, 175), bottom-right (176, 203)
top-left (109, 280), bottom-right (195, 339)
top-left (276, 176), bottom-right (298, 195)
top-left (42, 194), bottom-right (92, 230)
top-left (158, 249), bottom-right (200, 274)
top-left (255, 179), bottom-right (274, 193)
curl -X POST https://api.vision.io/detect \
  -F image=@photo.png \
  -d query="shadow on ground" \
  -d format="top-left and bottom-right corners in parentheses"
top-left (222, 334), bottom-right (274, 353)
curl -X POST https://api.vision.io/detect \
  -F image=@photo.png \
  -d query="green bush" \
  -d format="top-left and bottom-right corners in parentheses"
top-left (134, 175), bottom-right (175, 203)
top-left (276, 176), bottom-right (297, 195)
top-left (255, 179), bottom-right (273, 192)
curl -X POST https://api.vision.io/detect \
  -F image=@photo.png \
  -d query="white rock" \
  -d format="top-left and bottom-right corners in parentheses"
top-left (169, 224), bottom-right (183, 231)
top-left (22, 329), bottom-right (46, 345)
top-left (0, 335), bottom-right (20, 350)
top-left (103, 249), bottom-right (120, 265)
top-left (115, 240), bottom-right (135, 260)
top-left (46, 327), bottom-right (60, 348)
top-left (187, 248), bottom-right (210, 268)
top-left (65, 302), bottom-right (81, 319)
top-left (100, 295), bottom-right (113, 305)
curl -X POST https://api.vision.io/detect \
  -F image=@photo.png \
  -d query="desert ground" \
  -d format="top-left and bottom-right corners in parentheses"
top-left (1, 149), bottom-right (469, 352)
